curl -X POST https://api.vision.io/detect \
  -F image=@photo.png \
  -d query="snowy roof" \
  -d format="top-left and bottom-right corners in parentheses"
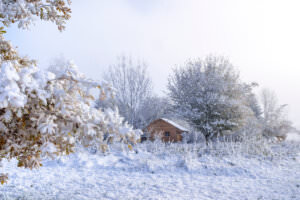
top-left (160, 118), bottom-right (189, 132)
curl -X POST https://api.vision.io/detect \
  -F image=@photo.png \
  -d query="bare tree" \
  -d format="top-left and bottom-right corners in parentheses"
top-left (260, 89), bottom-right (293, 140)
top-left (138, 96), bottom-right (171, 127)
top-left (103, 56), bottom-right (153, 129)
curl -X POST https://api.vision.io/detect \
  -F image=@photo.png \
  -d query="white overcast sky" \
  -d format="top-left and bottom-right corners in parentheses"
top-left (6, 0), bottom-right (300, 128)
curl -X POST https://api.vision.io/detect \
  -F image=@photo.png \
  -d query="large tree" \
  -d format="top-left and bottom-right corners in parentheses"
top-left (168, 56), bottom-right (255, 143)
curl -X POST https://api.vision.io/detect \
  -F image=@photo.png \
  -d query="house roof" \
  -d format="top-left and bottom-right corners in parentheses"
top-left (159, 118), bottom-right (189, 132)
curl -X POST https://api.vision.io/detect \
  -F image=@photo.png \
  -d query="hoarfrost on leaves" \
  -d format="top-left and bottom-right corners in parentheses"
top-left (0, 0), bottom-right (72, 31)
top-left (0, 39), bottom-right (141, 183)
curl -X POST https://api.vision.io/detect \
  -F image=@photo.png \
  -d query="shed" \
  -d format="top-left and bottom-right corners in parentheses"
top-left (144, 118), bottom-right (189, 142)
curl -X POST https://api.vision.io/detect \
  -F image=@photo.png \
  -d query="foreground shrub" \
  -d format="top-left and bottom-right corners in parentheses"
top-left (0, 0), bottom-right (141, 183)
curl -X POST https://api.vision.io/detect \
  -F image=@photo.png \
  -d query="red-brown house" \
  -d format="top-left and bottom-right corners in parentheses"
top-left (144, 118), bottom-right (189, 142)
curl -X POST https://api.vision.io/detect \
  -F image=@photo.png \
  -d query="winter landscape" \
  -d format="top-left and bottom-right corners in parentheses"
top-left (1, 1), bottom-right (300, 200)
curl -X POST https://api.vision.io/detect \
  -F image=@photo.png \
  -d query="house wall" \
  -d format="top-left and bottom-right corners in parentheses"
top-left (146, 119), bottom-right (183, 142)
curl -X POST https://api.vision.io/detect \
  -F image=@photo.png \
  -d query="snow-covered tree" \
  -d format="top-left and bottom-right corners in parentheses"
top-left (246, 87), bottom-right (262, 119)
top-left (260, 89), bottom-right (292, 140)
top-left (0, 1), bottom-right (141, 184)
top-left (102, 56), bottom-right (153, 129)
top-left (0, 0), bottom-right (72, 31)
top-left (168, 56), bottom-right (256, 143)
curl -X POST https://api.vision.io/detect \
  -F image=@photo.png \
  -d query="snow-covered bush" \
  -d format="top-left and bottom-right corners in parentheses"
top-left (182, 129), bottom-right (206, 144)
top-left (0, 38), bottom-right (141, 183)
top-left (0, 0), bottom-right (141, 184)
top-left (222, 117), bottom-right (263, 142)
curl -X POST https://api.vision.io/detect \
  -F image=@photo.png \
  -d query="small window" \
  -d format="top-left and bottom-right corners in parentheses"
top-left (164, 132), bottom-right (170, 137)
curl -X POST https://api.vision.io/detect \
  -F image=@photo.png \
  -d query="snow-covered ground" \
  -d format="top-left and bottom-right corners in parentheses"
top-left (1, 142), bottom-right (300, 200)
top-left (287, 132), bottom-right (300, 142)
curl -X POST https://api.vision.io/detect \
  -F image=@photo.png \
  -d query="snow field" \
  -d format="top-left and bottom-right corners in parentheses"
top-left (1, 141), bottom-right (300, 200)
